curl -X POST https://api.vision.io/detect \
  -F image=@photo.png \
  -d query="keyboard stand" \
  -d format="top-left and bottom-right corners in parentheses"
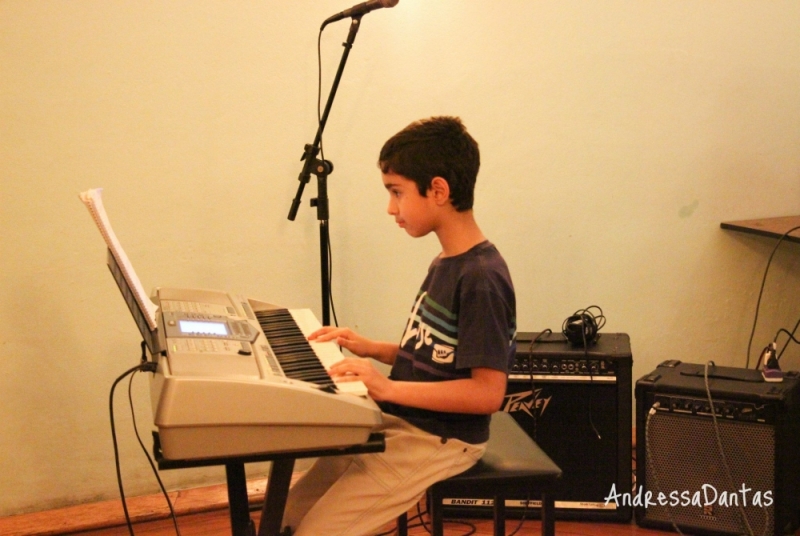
top-left (154, 432), bottom-right (386, 536)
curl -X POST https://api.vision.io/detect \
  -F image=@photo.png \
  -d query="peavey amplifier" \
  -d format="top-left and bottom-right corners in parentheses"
top-left (635, 361), bottom-right (800, 536)
top-left (442, 331), bottom-right (633, 521)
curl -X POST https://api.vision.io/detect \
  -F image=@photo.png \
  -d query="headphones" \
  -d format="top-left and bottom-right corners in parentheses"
top-left (562, 305), bottom-right (606, 347)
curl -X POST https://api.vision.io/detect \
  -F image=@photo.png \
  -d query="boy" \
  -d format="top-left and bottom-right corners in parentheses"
top-left (281, 116), bottom-right (516, 536)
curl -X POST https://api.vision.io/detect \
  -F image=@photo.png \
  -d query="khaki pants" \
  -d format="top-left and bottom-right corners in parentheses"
top-left (281, 414), bottom-right (486, 536)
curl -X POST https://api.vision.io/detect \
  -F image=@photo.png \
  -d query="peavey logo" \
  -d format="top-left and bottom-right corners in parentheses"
top-left (502, 389), bottom-right (552, 418)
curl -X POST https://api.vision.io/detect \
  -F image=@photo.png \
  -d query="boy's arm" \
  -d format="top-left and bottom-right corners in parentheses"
top-left (329, 360), bottom-right (507, 415)
top-left (383, 367), bottom-right (507, 415)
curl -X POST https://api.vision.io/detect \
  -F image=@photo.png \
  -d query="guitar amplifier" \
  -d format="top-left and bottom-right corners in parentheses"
top-left (442, 331), bottom-right (633, 521)
top-left (635, 361), bottom-right (800, 536)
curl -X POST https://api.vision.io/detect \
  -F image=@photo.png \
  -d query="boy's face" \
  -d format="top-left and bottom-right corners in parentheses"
top-left (382, 172), bottom-right (439, 238)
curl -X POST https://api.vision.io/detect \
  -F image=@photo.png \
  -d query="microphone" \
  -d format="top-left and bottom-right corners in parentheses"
top-left (322, 0), bottom-right (399, 28)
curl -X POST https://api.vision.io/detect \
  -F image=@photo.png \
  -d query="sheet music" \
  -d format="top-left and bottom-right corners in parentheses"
top-left (79, 188), bottom-right (158, 331)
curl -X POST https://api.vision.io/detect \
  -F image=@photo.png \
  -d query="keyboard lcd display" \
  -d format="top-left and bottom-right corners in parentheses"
top-left (178, 320), bottom-right (229, 336)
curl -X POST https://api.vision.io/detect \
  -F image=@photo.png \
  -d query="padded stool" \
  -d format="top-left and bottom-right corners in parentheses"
top-left (397, 411), bottom-right (561, 536)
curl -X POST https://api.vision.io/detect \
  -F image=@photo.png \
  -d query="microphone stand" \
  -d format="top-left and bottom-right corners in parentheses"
top-left (287, 16), bottom-right (363, 327)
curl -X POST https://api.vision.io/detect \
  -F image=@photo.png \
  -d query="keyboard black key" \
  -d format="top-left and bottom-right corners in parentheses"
top-left (255, 309), bottom-right (336, 391)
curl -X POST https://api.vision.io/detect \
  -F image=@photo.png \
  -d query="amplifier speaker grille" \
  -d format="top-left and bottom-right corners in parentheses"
top-left (644, 411), bottom-right (775, 535)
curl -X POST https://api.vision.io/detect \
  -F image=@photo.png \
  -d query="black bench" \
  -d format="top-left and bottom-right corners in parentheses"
top-left (397, 411), bottom-right (562, 536)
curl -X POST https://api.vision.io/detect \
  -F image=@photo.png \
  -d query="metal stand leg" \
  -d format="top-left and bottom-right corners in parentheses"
top-left (225, 463), bottom-right (255, 536)
top-left (493, 495), bottom-right (506, 536)
top-left (258, 459), bottom-right (296, 536)
top-left (430, 489), bottom-right (444, 536)
top-left (541, 492), bottom-right (555, 536)
top-left (396, 512), bottom-right (408, 536)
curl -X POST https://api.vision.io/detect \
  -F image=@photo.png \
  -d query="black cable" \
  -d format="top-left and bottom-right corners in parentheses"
top-left (328, 227), bottom-right (339, 328)
top-left (128, 370), bottom-right (181, 536)
top-left (531, 329), bottom-right (552, 344)
top-left (754, 344), bottom-right (770, 371)
top-left (571, 306), bottom-right (604, 441)
top-left (777, 316), bottom-right (800, 361)
top-left (775, 325), bottom-right (800, 361)
top-left (382, 500), bottom-right (482, 536)
top-left (440, 520), bottom-right (476, 535)
top-left (525, 333), bottom-right (547, 441)
top-left (379, 500), bottom-right (429, 536)
top-left (506, 492), bottom-right (530, 536)
top-left (317, 28), bottom-right (325, 163)
top-left (416, 499), bottom-right (431, 534)
top-left (584, 348), bottom-right (602, 442)
top-left (644, 401), bottom-right (685, 536)
top-left (415, 500), bottom-right (429, 529)
top-left (702, 362), bottom-right (760, 536)
top-left (317, 25), bottom-right (340, 329)
top-left (110, 363), bottom-right (149, 536)
top-left (745, 224), bottom-right (800, 368)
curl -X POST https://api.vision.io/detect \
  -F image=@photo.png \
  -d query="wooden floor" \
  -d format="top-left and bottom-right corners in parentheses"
top-left (68, 501), bottom-right (673, 536)
top-left (8, 477), bottom-right (797, 536)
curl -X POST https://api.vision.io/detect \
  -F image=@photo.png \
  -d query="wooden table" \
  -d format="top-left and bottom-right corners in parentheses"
top-left (721, 215), bottom-right (800, 244)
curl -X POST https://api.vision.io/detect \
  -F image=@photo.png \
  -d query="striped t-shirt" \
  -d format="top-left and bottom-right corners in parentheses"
top-left (378, 241), bottom-right (516, 444)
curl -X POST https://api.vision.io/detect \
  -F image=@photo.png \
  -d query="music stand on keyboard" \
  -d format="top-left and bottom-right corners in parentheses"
top-left (154, 432), bottom-right (386, 536)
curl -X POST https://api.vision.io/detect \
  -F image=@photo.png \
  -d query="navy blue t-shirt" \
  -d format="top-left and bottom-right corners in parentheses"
top-left (378, 241), bottom-right (516, 444)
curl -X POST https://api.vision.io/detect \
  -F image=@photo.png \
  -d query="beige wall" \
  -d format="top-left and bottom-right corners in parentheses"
top-left (2, 0), bottom-right (799, 516)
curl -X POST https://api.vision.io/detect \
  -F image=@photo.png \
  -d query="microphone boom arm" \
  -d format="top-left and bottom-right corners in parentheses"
top-left (286, 16), bottom-right (363, 326)
top-left (287, 16), bottom-right (362, 222)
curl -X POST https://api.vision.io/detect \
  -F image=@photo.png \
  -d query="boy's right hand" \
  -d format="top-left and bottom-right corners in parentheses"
top-left (308, 327), bottom-right (375, 359)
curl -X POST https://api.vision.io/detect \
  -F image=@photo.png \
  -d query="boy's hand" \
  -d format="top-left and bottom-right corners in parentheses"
top-left (308, 327), bottom-right (399, 365)
top-left (328, 357), bottom-right (393, 402)
top-left (307, 326), bottom-right (375, 358)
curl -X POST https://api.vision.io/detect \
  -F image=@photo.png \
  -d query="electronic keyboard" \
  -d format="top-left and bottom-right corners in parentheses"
top-left (149, 287), bottom-right (382, 461)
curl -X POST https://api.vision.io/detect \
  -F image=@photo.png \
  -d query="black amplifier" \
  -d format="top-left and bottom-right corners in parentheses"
top-left (442, 331), bottom-right (633, 522)
top-left (636, 361), bottom-right (800, 536)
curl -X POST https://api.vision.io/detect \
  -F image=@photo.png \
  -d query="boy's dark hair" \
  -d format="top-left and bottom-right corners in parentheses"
top-left (378, 116), bottom-right (480, 211)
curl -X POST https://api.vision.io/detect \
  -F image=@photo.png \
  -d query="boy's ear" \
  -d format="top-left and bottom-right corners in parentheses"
top-left (429, 176), bottom-right (451, 205)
